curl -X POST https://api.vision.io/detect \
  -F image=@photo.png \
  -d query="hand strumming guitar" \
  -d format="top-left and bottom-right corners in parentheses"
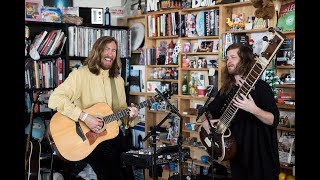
top-left (200, 115), bottom-right (220, 134)
top-left (79, 112), bottom-right (104, 133)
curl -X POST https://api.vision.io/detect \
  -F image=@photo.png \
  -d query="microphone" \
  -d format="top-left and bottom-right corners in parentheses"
top-left (195, 85), bottom-right (216, 122)
top-left (154, 88), bottom-right (179, 115)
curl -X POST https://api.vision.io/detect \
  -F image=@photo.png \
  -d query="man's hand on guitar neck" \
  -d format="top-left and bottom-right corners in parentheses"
top-left (79, 112), bottom-right (103, 133)
top-left (128, 103), bottom-right (139, 121)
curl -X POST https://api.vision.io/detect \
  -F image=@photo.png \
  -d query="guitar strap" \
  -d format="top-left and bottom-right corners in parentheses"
top-left (110, 78), bottom-right (119, 111)
top-left (110, 78), bottom-right (126, 136)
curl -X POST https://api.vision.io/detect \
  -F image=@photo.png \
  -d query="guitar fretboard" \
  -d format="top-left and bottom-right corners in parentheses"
top-left (103, 96), bottom-right (159, 123)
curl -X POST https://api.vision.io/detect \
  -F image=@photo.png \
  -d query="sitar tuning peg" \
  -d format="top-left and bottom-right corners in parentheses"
top-left (262, 36), bottom-right (269, 42)
top-left (268, 27), bottom-right (275, 32)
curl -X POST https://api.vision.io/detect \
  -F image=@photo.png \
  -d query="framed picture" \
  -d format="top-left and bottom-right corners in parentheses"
top-left (25, 0), bottom-right (41, 21)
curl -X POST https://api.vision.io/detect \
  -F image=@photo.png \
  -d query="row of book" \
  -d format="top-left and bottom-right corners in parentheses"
top-left (30, 29), bottom-right (67, 56)
top-left (25, 57), bottom-right (64, 89)
top-left (147, 9), bottom-right (219, 38)
top-left (67, 26), bottom-right (130, 58)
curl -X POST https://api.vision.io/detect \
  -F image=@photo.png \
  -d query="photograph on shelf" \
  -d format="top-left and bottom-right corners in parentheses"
top-left (25, 0), bottom-right (41, 21)
top-left (147, 81), bottom-right (161, 93)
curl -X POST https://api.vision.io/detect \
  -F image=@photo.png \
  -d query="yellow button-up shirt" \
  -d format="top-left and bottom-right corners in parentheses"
top-left (48, 66), bottom-right (138, 128)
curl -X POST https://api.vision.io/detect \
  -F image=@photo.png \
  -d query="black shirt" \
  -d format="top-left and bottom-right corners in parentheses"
top-left (208, 79), bottom-right (280, 180)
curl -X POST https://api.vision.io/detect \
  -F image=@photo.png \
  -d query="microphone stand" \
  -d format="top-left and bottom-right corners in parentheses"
top-left (154, 88), bottom-right (184, 180)
top-left (143, 112), bottom-right (173, 180)
top-left (196, 87), bottom-right (216, 180)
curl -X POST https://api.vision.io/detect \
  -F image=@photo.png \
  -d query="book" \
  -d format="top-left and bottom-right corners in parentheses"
top-left (277, 1), bottom-right (295, 31)
top-left (129, 69), bottom-right (141, 92)
top-left (278, 135), bottom-right (295, 164)
top-left (276, 38), bottom-right (295, 66)
top-left (131, 65), bottom-right (146, 92)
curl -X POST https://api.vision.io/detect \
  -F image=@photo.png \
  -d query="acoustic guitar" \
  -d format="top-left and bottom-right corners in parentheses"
top-left (48, 92), bottom-right (168, 161)
top-left (199, 28), bottom-right (286, 162)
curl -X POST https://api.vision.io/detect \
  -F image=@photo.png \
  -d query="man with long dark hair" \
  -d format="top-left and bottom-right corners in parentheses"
top-left (48, 36), bottom-right (139, 179)
top-left (201, 43), bottom-right (280, 180)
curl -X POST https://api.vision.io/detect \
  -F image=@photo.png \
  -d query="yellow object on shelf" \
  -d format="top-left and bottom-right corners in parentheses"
top-left (279, 172), bottom-right (286, 180)
top-left (286, 175), bottom-right (295, 180)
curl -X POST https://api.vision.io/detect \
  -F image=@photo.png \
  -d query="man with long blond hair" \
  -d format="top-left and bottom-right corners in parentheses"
top-left (48, 36), bottom-right (139, 179)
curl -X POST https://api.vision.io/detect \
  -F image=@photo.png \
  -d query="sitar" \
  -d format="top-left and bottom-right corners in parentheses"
top-left (199, 28), bottom-right (286, 162)
top-left (48, 92), bottom-right (168, 161)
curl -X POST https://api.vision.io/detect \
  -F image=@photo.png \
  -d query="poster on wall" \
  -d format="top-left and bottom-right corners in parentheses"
top-left (43, 0), bottom-right (73, 8)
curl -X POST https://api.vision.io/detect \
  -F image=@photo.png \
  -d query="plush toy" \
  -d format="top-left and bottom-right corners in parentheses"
top-left (251, 0), bottom-right (275, 19)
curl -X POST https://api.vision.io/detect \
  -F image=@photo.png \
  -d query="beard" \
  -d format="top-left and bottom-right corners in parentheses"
top-left (100, 57), bottom-right (115, 70)
top-left (227, 64), bottom-right (242, 75)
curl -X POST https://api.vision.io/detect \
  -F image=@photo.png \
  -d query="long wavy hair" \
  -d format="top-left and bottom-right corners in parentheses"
top-left (220, 43), bottom-right (255, 95)
top-left (83, 36), bottom-right (121, 78)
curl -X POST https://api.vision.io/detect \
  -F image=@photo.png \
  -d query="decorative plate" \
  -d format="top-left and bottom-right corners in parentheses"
top-left (130, 22), bottom-right (145, 51)
top-left (196, 10), bottom-right (205, 36)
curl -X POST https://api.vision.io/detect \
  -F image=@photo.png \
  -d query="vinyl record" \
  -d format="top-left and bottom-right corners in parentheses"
top-left (130, 22), bottom-right (145, 51)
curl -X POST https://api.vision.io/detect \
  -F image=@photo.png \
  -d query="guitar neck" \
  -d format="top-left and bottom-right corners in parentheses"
top-left (103, 96), bottom-right (159, 123)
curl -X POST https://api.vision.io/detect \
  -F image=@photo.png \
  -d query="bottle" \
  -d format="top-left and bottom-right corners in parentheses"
top-left (182, 73), bottom-right (189, 95)
top-left (104, 7), bottom-right (110, 26)
top-left (189, 72), bottom-right (196, 96)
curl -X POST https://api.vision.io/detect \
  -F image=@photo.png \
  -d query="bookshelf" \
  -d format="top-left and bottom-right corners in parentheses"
top-left (127, 0), bottom-right (295, 179)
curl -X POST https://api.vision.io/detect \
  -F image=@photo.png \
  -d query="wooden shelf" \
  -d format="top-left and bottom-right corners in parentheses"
top-left (180, 36), bottom-right (219, 40)
top-left (224, 28), bottom-right (269, 34)
top-left (147, 78), bottom-right (179, 83)
top-left (220, 1), bottom-right (252, 7)
top-left (276, 65), bottom-right (295, 69)
top-left (282, 30), bottom-right (295, 34)
top-left (148, 35), bottom-right (179, 39)
top-left (131, 50), bottom-right (144, 54)
top-left (148, 65), bottom-right (179, 68)
top-left (179, 95), bottom-right (209, 101)
top-left (127, 15), bottom-right (145, 20)
top-left (146, 9), bottom-right (180, 15)
top-left (277, 126), bottom-right (295, 132)
top-left (276, 84), bottom-right (295, 88)
top-left (180, 52), bottom-right (219, 55)
top-left (180, 67), bottom-right (215, 71)
top-left (277, 103), bottom-right (295, 110)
